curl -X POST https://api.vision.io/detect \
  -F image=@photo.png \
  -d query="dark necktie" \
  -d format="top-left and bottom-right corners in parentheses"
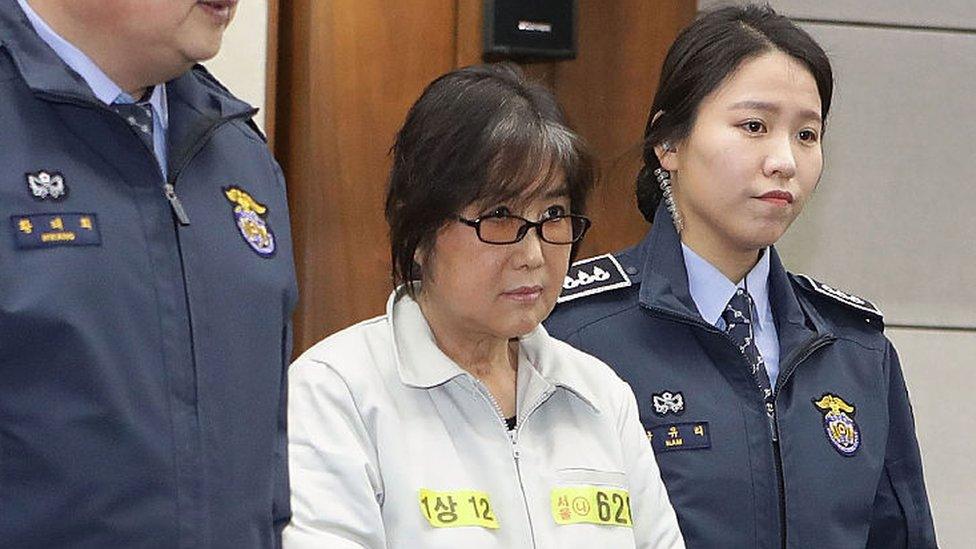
top-left (722, 289), bottom-right (777, 427)
top-left (111, 101), bottom-right (154, 151)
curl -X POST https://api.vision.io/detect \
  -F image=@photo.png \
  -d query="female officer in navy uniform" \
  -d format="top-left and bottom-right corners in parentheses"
top-left (545, 5), bottom-right (937, 548)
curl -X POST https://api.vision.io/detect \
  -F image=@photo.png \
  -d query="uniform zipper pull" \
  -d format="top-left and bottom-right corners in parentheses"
top-left (766, 401), bottom-right (778, 442)
top-left (164, 183), bottom-right (191, 225)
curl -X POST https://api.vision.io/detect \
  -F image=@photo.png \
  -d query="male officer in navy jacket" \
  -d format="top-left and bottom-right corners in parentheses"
top-left (0, 1), bottom-right (297, 547)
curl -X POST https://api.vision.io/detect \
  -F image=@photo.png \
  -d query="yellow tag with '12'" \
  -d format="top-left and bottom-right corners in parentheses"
top-left (418, 489), bottom-right (499, 529)
top-left (551, 486), bottom-right (633, 527)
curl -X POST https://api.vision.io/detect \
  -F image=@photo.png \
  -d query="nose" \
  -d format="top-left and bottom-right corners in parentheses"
top-left (512, 226), bottom-right (546, 270)
top-left (762, 136), bottom-right (797, 180)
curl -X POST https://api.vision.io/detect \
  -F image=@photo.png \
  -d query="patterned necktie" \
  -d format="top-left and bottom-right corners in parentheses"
top-left (111, 101), bottom-right (154, 151)
top-left (722, 289), bottom-right (776, 420)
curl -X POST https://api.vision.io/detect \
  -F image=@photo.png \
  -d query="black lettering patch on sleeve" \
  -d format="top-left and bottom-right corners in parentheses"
top-left (557, 254), bottom-right (632, 303)
top-left (11, 213), bottom-right (101, 249)
top-left (648, 422), bottom-right (711, 454)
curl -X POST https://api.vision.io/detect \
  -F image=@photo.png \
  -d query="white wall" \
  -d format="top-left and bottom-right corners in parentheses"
top-left (204, 0), bottom-right (270, 130)
top-left (699, 1), bottom-right (975, 545)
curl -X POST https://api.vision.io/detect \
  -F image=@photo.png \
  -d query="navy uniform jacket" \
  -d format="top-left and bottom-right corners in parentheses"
top-left (0, 2), bottom-right (298, 547)
top-left (545, 204), bottom-right (937, 548)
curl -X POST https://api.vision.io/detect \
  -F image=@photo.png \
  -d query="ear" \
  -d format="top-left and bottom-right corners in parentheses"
top-left (654, 142), bottom-right (679, 172)
top-left (649, 111), bottom-right (680, 172)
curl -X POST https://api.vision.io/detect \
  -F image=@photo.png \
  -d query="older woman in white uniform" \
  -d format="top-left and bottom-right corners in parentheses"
top-left (283, 63), bottom-right (684, 548)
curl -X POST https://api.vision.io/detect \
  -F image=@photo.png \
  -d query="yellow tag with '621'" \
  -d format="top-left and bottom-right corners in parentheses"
top-left (419, 489), bottom-right (499, 529)
top-left (551, 486), bottom-right (633, 527)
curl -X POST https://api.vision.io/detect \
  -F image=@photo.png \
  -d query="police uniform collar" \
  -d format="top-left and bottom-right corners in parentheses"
top-left (767, 248), bottom-right (816, 331)
top-left (0, 0), bottom-right (98, 101)
top-left (388, 286), bottom-right (601, 413)
top-left (164, 65), bottom-right (259, 175)
top-left (166, 64), bottom-right (256, 122)
top-left (636, 202), bottom-right (829, 339)
top-left (765, 247), bottom-right (837, 364)
top-left (682, 243), bottom-right (774, 327)
top-left (635, 201), bottom-right (700, 319)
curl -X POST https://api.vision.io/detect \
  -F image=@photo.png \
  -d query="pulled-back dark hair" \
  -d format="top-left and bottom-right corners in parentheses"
top-left (636, 3), bottom-right (833, 222)
top-left (386, 63), bottom-right (595, 292)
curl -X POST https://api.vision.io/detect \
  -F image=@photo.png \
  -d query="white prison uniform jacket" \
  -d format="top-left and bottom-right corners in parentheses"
top-left (284, 288), bottom-right (684, 548)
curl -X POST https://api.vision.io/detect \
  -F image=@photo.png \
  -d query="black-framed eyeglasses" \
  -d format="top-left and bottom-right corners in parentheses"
top-left (457, 213), bottom-right (591, 245)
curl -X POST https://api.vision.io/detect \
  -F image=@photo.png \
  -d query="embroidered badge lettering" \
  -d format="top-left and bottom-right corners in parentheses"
top-left (551, 486), bottom-right (632, 527)
top-left (651, 390), bottom-right (685, 416)
top-left (26, 171), bottom-right (68, 201)
top-left (11, 213), bottom-right (100, 249)
top-left (648, 422), bottom-right (711, 453)
top-left (813, 393), bottom-right (861, 456)
top-left (418, 489), bottom-right (499, 529)
top-left (223, 186), bottom-right (275, 257)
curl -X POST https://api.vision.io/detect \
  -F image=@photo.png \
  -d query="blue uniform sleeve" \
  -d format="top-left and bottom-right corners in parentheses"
top-left (273, 322), bottom-right (294, 547)
top-left (866, 342), bottom-right (937, 548)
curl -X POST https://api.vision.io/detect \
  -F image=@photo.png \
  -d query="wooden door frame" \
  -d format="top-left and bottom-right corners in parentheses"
top-left (265, 0), bottom-right (279, 149)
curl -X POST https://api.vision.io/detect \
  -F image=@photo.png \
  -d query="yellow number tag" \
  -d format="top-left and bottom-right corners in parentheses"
top-left (418, 489), bottom-right (499, 529)
top-left (551, 486), bottom-right (633, 527)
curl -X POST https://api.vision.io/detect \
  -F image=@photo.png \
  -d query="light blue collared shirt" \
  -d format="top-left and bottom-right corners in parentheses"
top-left (682, 243), bottom-right (781, 387)
top-left (17, 0), bottom-right (169, 175)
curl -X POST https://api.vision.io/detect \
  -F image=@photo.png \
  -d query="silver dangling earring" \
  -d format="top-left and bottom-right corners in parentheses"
top-left (654, 166), bottom-right (683, 233)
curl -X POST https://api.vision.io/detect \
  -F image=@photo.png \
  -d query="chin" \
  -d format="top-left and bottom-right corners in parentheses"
top-left (501, 316), bottom-right (544, 339)
top-left (743, 221), bottom-right (792, 249)
top-left (182, 38), bottom-right (225, 63)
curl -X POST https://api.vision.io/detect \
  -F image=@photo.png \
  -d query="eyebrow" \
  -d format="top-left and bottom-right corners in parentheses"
top-left (729, 100), bottom-right (822, 122)
top-left (542, 185), bottom-right (569, 199)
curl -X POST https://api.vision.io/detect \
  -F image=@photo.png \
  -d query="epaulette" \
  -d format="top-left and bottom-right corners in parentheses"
top-left (792, 273), bottom-right (884, 325)
top-left (557, 254), bottom-right (632, 304)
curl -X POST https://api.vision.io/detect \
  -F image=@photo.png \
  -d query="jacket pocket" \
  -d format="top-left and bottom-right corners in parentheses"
top-left (556, 467), bottom-right (627, 488)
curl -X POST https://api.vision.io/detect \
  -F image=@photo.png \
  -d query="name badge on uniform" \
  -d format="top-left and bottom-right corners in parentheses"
top-left (551, 486), bottom-right (633, 527)
top-left (11, 213), bottom-right (101, 249)
top-left (648, 422), bottom-right (711, 453)
top-left (418, 488), bottom-right (499, 529)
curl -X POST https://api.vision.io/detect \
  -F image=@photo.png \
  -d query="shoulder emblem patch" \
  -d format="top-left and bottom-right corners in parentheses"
top-left (793, 274), bottom-right (882, 320)
top-left (557, 254), bottom-right (632, 303)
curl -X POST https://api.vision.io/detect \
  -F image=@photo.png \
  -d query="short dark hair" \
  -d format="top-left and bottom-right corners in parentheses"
top-left (386, 63), bottom-right (595, 291)
top-left (636, 3), bottom-right (834, 222)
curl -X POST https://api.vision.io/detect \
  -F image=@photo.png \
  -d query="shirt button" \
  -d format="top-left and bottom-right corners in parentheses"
top-left (625, 266), bottom-right (638, 275)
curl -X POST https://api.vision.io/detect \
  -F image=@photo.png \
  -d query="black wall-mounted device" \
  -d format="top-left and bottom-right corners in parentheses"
top-left (483, 0), bottom-right (577, 60)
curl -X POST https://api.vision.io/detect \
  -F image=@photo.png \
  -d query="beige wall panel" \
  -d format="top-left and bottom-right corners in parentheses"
top-left (775, 23), bottom-right (976, 328)
top-left (205, 0), bottom-right (269, 129)
top-left (700, 0), bottom-right (976, 30)
top-left (887, 328), bottom-right (976, 547)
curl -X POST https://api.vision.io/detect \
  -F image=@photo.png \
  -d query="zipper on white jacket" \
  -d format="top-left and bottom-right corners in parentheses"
top-left (470, 376), bottom-right (554, 549)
